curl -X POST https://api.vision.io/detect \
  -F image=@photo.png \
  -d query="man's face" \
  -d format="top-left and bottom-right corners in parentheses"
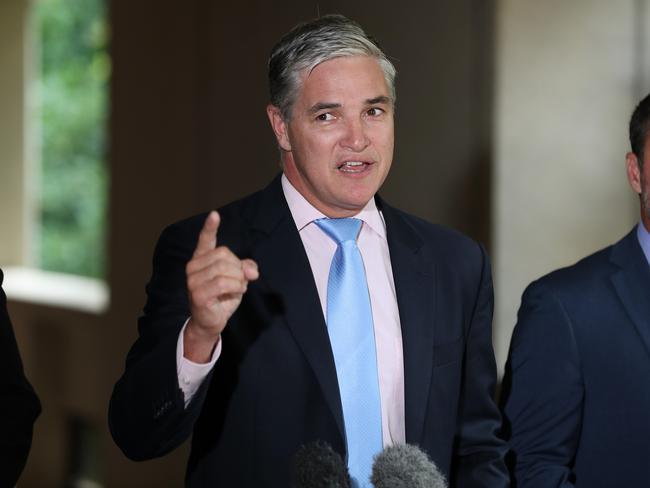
top-left (626, 135), bottom-right (650, 231)
top-left (267, 56), bottom-right (394, 218)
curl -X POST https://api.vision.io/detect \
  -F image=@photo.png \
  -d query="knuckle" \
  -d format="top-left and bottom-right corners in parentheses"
top-left (187, 274), bottom-right (196, 289)
top-left (212, 277), bottom-right (226, 294)
top-left (214, 247), bottom-right (228, 258)
top-left (219, 246), bottom-right (238, 261)
top-left (190, 289), bottom-right (205, 306)
top-left (212, 260), bottom-right (227, 275)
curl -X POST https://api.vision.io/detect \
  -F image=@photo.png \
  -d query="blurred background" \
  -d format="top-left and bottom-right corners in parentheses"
top-left (0, 0), bottom-right (647, 485)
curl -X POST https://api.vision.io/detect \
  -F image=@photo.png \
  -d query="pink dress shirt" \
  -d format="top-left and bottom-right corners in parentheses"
top-left (177, 174), bottom-right (406, 446)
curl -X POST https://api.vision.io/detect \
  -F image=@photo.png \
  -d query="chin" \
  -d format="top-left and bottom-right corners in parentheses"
top-left (344, 181), bottom-right (379, 200)
top-left (342, 196), bottom-right (375, 212)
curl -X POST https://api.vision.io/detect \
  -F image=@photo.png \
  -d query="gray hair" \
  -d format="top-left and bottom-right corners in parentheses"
top-left (268, 14), bottom-right (397, 119)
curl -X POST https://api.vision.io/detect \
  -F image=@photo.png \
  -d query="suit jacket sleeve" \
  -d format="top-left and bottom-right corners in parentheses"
top-left (0, 271), bottom-right (41, 487)
top-left (451, 245), bottom-right (510, 487)
top-left (109, 218), bottom-right (211, 461)
top-left (500, 281), bottom-right (583, 487)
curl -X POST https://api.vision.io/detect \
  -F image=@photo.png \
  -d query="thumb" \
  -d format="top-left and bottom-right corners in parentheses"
top-left (242, 259), bottom-right (259, 281)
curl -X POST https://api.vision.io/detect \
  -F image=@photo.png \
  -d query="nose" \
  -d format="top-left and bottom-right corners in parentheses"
top-left (340, 118), bottom-right (370, 152)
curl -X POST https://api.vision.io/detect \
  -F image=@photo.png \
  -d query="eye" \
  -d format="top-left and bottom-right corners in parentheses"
top-left (367, 107), bottom-right (385, 117)
top-left (316, 112), bottom-right (335, 121)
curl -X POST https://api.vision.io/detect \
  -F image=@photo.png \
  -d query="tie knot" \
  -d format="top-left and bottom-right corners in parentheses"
top-left (315, 218), bottom-right (362, 245)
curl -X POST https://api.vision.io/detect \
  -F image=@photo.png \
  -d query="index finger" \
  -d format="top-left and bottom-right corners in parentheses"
top-left (194, 210), bottom-right (220, 257)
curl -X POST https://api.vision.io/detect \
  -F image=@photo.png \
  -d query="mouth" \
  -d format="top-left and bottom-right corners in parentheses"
top-left (336, 161), bottom-right (373, 173)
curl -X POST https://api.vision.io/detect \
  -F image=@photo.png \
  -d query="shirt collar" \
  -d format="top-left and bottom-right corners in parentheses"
top-left (637, 221), bottom-right (650, 268)
top-left (281, 173), bottom-right (386, 238)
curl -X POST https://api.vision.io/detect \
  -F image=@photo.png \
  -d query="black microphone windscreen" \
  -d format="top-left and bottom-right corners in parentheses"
top-left (371, 443), bottom-right (447, 488)
top-left (291, 440), bottom-right (351, 488)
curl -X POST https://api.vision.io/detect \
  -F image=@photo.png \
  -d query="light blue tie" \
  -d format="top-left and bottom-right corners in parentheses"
top-left (315, 218), bottom-right (382, 488)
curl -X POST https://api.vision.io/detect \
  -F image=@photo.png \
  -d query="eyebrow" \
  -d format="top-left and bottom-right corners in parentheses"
top-left (366, 96), bottom-right (391, 105)
top-left (307, 96), bottom-right (391, 114)
top-left (307, 102), bottom-right (341, 114)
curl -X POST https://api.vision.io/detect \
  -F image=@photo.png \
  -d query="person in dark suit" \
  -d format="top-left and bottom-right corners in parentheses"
top-left (109, 15), bottom-right (508, 487)
top-left (500, 93), bottom-right (650, 487)
top-left (0, 268), bottom-right (41, 487)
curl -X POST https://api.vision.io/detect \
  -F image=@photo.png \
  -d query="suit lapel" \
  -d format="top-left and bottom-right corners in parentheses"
top-left (244, 176), bottom-right (345, 440)
top-left (242, 181), bottom-right (441, 445)
top-left (379, 199), bottom-right (436, 445)
top-left (610, 228), bottom-right (650, 358)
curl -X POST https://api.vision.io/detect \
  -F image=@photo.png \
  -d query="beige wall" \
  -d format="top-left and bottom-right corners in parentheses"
top-left (492, 0), bottom-right (649, 373)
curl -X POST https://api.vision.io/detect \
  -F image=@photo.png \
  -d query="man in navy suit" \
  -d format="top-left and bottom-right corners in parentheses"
top-left (501, 94), bottom-right (650, 487)
top-left (109, 15), bottom-right (508, 487)
top-left (0, 269), bottom-right (41, 487)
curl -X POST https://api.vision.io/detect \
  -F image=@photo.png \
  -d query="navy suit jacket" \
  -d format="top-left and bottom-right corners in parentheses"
top-left (0, 269), bottom-right (41, 487)
top-left (109, 175), bottom-right (508, 487)
top-left (501, 228), bottom-right (650, 487)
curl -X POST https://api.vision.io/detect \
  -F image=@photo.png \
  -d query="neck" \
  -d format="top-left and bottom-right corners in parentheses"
top-left (640, 198), bottom-right (650, 233)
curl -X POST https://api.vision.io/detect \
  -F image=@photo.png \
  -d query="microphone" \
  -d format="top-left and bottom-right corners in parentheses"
top-left (291, 440), bottom-right (351, 488)
top-left (371, 443), bottom-right (448, 488)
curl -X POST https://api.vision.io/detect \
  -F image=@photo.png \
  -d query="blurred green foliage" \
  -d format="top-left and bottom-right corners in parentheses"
top-left (37, 0), bottom-right (109, 279)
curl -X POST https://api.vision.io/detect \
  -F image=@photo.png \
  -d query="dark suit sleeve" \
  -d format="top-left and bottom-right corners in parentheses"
top-left (109, 220), bottom-right (211, 461)
top-left (452, 246), bottom-right (510, 487)
top-left (500, 281), bottom-right (583, 487)
top-left (0, 271), bottom-right (41, 487)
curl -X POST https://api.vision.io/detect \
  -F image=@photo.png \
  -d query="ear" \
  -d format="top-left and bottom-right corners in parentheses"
top-left (266, 105), bottom-right (292, 152)
top-left (626, 151), bottom-right (642, 194)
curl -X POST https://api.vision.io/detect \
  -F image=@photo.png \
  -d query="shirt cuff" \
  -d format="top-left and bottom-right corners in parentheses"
top-left (176, 318), bottom-right (221, 408)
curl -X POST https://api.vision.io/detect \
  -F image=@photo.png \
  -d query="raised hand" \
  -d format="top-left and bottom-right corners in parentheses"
top-left (183, 211), bottom-right (259, 362)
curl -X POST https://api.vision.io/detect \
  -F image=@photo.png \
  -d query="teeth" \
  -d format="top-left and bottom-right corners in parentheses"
top-left (338, 161), bottom-right (368, 172)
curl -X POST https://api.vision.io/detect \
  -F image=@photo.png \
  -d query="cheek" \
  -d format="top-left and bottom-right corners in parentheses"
top-left (298, 129), bottom-right (338, 154)
top-left (372, 123), bottom-right (394, 146)
top-left (377, 129), bottom-right (395, 159)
